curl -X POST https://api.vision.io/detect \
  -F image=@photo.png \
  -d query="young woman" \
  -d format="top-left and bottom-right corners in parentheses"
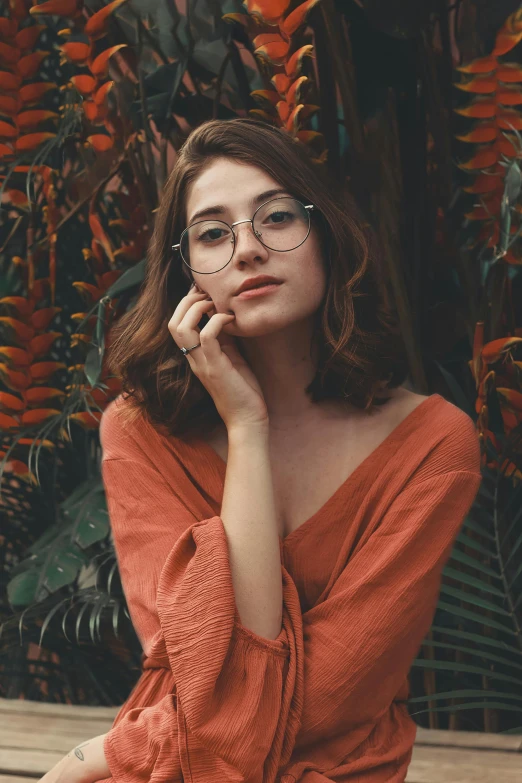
top-left (39, 118), bottom-right (482, 783)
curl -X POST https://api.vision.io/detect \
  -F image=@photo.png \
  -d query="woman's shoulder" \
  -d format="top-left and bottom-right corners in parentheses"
top-left (396, 388), bottom-right (482, 478)
top-left (99, 393), bottom-right (155, 460)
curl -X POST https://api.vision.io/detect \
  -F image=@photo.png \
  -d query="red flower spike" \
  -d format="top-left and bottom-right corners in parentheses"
top-left (498, 111), bottom-right (522, 130)
top-left (18, 438), bottom-right (54, 448)
top-left (15, 132), bottom-right (57, 151)
top-left (7, 190), bottom-right (30, 208)
top-left (17, 51), bottom-right (51, 79)
top-left (455, 123), bottom-right (498, 144)
top-left (29, 0), bottom-right (79, 17)
top-left (0, 296), bottom-right (34, 317)
top-left (0, 42), bottom-right (21, 65)
top-left (271, 73), bottom-right (292, 95)
top-left (84, 0), bottom-right (129, 41)
top-left (72, 281), bottom-right (103, 302)
top-left (70, 74), bottom-right (97, 95)
top-left (29, 361), bottom-right (67, 382)
top-left (10, 0), bottom-right (28, 21)
top-left (458, 148), bottom-right (498, 170)
top-left (244, 0), bottom-right (290, 24)
top-left (0, 18), bottom-right (18, 39)
top-left (281, 0), bottom-right (322, 37)
top-left (19, 82), bottom-right (56, 104)
top-left (30, 306), bottom-right (61, 331)
top-left (21, 408), bottom-right (61, 425)
top-left (276, 100), bottom-right (290, 123)
top-left (89, 44), bottom-right (127, 78)
top-left (284, 45), bottom-right (314, 78)
top-left (252, 33), bottom-right (288, 48)
top-left (0, 95), bottom-right (20, 116)
top-left (15, 25), bottom-right (45, 51)
top-left (0, 120), bottom-right (17, 139)
top-left (497, 89), bottom-right (522, 105)
top-left (0, 346), bottom-right (32, 366)
top-left (0, 70), bottom-right (21, 90)
top-left (29, 332), bottom-right (62, 358)
top-left (0, 412), bottom-right (19, 429)
top-left (497, 65), bottom-right (522, 82)
top-left (60, 41), bottom-right (92, 64)
top-left (456, 57), bottom-right (498, 74)
top-left (0, 363), bottom-right (31, 391)
top-left (455, 77), bottom-right (497, 94)
top-left (0, 316), bottom-right (35, 342)
top-left (454, 100), bottom-right (496, 119)
top-left (25, 387), bottom-right (66, 405)
top-left (69, 410), bottom-right (103, 429)
top-left (0, 391), bottom-right (25, 412)
top-left (286, 75), bottom-right (308, 106)
top-left (493, 30), bottom-right (522, 57)
top-left (94, 80), bottom-right (114, 104)
top-left (462, 174), bottom-right (504, 195)
top-left (254, 41), bottom-right (290, 66)
top-left (16, 110), bottom-right (59, 130)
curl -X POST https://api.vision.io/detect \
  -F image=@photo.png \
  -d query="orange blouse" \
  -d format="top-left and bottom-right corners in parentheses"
top-left (97, 392), bottom-right (482, 783)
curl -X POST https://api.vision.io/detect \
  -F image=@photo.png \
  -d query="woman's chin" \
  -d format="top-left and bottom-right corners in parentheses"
top-left (222, 318), bottom-right (289, 338)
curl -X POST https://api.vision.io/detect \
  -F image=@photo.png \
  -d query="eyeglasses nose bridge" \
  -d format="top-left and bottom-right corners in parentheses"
top-left (229, 217), bottom-right (262, 244)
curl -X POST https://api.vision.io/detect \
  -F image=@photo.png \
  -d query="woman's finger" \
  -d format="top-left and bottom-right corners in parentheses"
top-left (196, 311), bottom-right (236, 363)
top-left (170, 289), bottom-right (208, 326)
top-left (168, 297), bottom-right (215, 348)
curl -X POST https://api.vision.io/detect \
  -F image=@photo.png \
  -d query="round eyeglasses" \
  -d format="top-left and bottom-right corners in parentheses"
top-left (172, 196), bottom-right (315, 275)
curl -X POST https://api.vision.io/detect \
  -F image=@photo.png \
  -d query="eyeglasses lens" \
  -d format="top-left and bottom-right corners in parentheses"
top-left (180, 197), bottom-right (310, 274)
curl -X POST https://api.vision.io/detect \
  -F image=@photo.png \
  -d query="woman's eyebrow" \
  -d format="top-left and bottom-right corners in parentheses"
top-left (187, 188), bottom-right (290, 224)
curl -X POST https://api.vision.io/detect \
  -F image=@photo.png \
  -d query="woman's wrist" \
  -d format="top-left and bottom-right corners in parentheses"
top-left (227, 420), bottom-right (269, 446)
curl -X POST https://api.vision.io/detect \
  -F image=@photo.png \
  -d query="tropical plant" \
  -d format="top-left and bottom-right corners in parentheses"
top-left (0, 0), bottom-right (521, 734)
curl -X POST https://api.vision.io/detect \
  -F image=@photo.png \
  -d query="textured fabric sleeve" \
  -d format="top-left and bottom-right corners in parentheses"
top-left (293, 467), bottom-right (483, 751)
top-left (102, 691), bottom-right (181, 783)
top-left (100, 456), bottom-right (303, 783)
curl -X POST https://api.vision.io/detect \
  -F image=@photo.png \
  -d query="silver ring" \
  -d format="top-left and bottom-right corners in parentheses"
top-left (181, 342), bottom-right (201, 355)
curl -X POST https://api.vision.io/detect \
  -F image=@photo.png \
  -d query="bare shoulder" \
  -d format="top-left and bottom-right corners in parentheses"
top-left (382, 385), bottom-right (431, 424)
top-left (390, 386), bottom-right (481, 473)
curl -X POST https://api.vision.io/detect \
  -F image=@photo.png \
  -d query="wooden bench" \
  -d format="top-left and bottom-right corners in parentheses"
top-left (0, 698), bottom-right (520, 782)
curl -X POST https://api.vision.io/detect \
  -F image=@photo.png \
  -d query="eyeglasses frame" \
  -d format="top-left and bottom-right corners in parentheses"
top-left (171, 196), bottom-right (316, 275)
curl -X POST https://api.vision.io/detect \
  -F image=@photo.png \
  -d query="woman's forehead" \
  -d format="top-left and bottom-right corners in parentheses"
top-left (186, 159), bottom-right (281, 211)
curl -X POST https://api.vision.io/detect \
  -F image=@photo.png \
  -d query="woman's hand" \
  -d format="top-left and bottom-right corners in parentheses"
top-left (38, 733), bottom-right (110, 783)
top-left (169, 283), bottom-right (269, 431)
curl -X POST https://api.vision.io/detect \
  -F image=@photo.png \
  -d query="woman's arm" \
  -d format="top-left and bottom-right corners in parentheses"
top-left (222, 423), bottom-right (283, 640)
top-left (38, 733), bottom-right (109, 783)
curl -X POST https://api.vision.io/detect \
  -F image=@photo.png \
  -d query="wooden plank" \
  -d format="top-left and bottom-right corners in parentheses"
top-left (0, 748), bottom-right (66, 777)
top-left (1, 721), bottom-right (114, 754)
top-left (0, 698), bottom-right (119, 721)
top-left (415, 726), bottom-right (522, 752)
top-left (406, 745), bottom-right (522, 783)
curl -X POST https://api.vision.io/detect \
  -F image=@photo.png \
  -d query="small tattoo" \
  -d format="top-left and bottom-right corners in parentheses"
top-left (73, 741), bottom-right (89, 761)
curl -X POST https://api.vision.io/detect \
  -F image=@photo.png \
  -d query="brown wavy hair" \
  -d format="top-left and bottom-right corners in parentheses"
top-left (106, 118), bottom-right (409, 440)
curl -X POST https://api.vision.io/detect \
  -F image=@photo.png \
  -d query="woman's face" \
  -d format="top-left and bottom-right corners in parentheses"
top-left (182, 158), bottom-right (328, 338)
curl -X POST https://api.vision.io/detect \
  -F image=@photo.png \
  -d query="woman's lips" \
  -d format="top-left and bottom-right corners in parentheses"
top-left (235, 282), bottom-right (283, 300)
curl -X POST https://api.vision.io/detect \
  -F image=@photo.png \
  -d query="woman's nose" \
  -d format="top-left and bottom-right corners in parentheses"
top-left (231, 221), bottom-right (267, 260)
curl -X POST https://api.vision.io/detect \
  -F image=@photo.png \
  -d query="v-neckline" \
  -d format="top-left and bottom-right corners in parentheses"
top-left (194, 393), bottom-right (442, 545)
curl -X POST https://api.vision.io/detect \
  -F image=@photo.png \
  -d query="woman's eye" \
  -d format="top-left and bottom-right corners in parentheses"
top-left (199, 228), bottom-right (225, 242)
top-left (266, 210), bottom-right (291, 224)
